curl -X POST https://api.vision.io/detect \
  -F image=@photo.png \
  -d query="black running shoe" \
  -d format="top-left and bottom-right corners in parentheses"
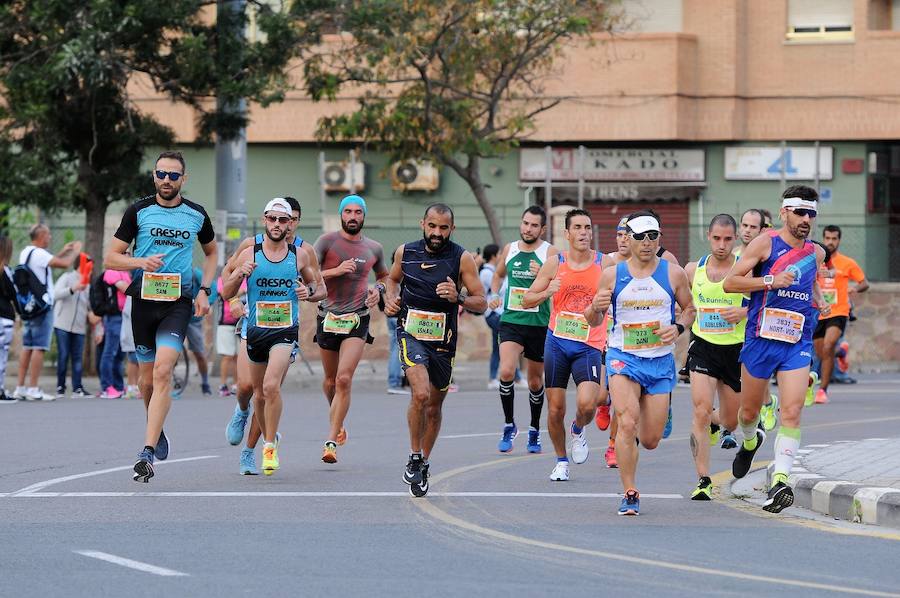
top-left (410, 463), bottom-right (429, 497)
top-left (762, 481), bottom-right (794, 513)
top-left (133, 448), bottom-right (155, 483)
top-left (732, 429), bottom-right (766, 479)
top-left (403, 454), bottom-right (424, 485)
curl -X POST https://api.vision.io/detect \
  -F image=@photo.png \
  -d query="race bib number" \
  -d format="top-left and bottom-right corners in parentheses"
top-left (322, 312), bottom-right (359, 335)
top-left (759, 308), bottom-right (804, 344)
top-left (255, 301), bottom-right (292, 329)
top-left (553, 311), bottom-right (590, 342)
top-left (140, 273), bottom-right (181, 302)
top-left (404, 309), bottom-right (446, 342)
top-left (822, 289), bottom-right (838, 305)
top-left (507, 286), bottom-right (538, 312)
top-left (622, 321), bottom-right (663, 351)
top-left (697, 308), bottom-right (736, 335)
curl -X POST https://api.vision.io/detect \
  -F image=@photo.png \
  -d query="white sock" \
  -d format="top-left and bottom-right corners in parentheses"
top-left (773, 427), bottom-right (801, 478)
top-left (739, 415), bottom-right (759, 444)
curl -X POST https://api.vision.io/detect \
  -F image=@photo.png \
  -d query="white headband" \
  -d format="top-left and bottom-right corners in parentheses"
top-left (626, 215), bottom-right (660, 234)
top-left (782, 197), bottom-right (817, 210)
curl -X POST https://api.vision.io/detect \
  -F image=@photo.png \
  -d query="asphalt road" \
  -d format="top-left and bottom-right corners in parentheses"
top-left (2, 373), bottom-right (899, 597)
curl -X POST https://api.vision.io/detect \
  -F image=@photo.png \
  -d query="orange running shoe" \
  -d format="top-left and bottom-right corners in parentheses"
top-left (814, 388), bottom-right (829, 404)
top-left (336, 427), bottom-right (348, 446)
top-left (595, 404), bottom-right (611, 431)
top-left (836, 341), bottom-right (850, 373)
top-left (322, 441), bottom-right (337, 464)
top-left (605, 445), bottom-right (618, 468)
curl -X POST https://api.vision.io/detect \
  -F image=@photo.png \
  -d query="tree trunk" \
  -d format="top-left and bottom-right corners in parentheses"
top-left (83, 195), bottom-right (107, 268)
top-left (445, 154), bottom-right (504, 245)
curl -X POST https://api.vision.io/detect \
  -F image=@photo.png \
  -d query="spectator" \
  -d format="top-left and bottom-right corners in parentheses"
top-left (119, 295), bottom-right (141, 399)
top-left (480, 244), bottom-right (522, 389)
top-left (215, 275), bottom-right (244, 396)
top-left (187, 267), bottom-right (213, 396)
top-left (12, 224), bottom-right (80, 401)
top-left (52, 259), bottom-right (93, 399)
top-left (99, 267), bottom-right (130, 399)
top-left (385, 315), bottom-right (408, 395)
top-left (0, 236), bottom-right (17, 403)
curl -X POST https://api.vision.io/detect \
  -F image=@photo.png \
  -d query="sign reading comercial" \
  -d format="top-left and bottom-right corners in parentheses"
top-left (725, 146), bottom-right (833, 181)
top-left (520, 148), bottom-right (705, 182)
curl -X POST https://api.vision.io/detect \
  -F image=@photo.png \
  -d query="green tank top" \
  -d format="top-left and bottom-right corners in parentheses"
top-left (690, 254), bottom-right (747, 345)
top-left (500, 241), bottom-right (551, 327)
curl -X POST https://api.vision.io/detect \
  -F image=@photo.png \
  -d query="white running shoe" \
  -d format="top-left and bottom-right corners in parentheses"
top-left (11, 386), bottom-right (27, 400)
top-left (571, 423), bottom-right (589, 464)
top-left (549, 461), bottom-right (570, 481)
top-left (487, 379), bottom-right (500, 390)
top-left (26, 387), bottom-right (55, 401)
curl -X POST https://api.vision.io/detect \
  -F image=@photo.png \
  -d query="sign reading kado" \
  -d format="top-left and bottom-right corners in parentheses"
top-left (520, 148), bottom-right (705, 182)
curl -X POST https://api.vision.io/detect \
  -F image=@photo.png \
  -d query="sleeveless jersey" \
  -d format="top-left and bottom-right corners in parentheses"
top-left (501, 241), bottom-right (551, 327)
top-left (243, 242), bottom-right (299, 336)
top-left (399, 239), bottom-right (465, 352)
top-left (548, 251), bottom-right (605, 350)
top-left (746, 231), bottom-right (818, 344)
top-left (690, 255), bottom-right (747, 345)
top-left (608, 259), bottom-right (675, 357)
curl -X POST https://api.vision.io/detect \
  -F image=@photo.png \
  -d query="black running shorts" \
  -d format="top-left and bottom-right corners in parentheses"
top-left (813, 316), bottom-right (847, 340)
top-left (498, 321), bottom-right (547, 363)
top-left (687, 334), bottom-right (742, 393)
top-left (397, 330), bottom-right (454, 391)
top-left (246, 325), bottom-right (300, 364)
top-left (314, 313), bottom-right (373, 352)
top-left (132, 296), bottom-right (193, 363)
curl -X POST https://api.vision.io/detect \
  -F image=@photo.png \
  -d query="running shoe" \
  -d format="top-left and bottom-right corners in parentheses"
top-left (720, 430), bottom-right (737, 450)
top-left (218, 385), bottom-right (231, 397)
top-left (804, 371), bottom-right (819, 407)
top-left (226, 405), bottom-right (250, 446)
top-left (618, 489), bottom-right (640, 516)
top-left (55, 387), bottom-right (66, 400)
top-left (410, 462), bottom-right (429, 497)
top-left (708, 423), bottom-right (720, 446)
top-left (498, 423), bottom-right (518, 453)
top-left (595, 404), bottom-right (611, 431)
top-left (100, 386), bottom-right (122, 399)
top-left (155, 429), bottom-right (170, 461)
top-left (262, 444), bottom-right (279, 476)
top-left (201, 382), bottom-right (213, 396)
top-left (72, 388), bottom-right (94, 399)
top-left (549, 460), bottom-right (569, 481)
top-left (762, 481), bottom-right (794, 513)
top-left (814, 388), bottom-right (829, 404)
top-left (571, 421), bottom-right (589, 464)
top-left (604, 445), bottom-right (618, 468)
top-left (11, 386), bottom-right (26, 400)
top-left (240, 448), bottom-right (258, 475)
top-left (836, 341), bottom-right (850, 373)
top-left (662, 401), bottom-right (673, 439)
top-left (526, 427), bottom-right (542, 454)
top-left (732, 428), bottom-right (766, 479)
top-left (387, 386), bottom-right (410, 395)
top-left (322, 441), bottom-right (338, 464)
top-left (487, 379), bottom-right (500, 390)
top-left (133, 448), bottom-right (155, 483)
top-left (336, 427), bottom-right (347, 446)
top-left (761, 394), bottom-right (779, 431)
top-left (403, 453), bottom-right (424, 485)
top-left (25, 387), bottom-right (54, 401)
top-left (0, 391), bottom-right (17, 404)
top-left (691, 477), bottom-right (713, 501)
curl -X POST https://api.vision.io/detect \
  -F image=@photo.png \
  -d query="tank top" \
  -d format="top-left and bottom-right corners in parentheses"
top-left (746, 231), bottom-right (818, 344)
top-left (548, 251), bottom-right (605, 350)
top-left (243, 242), bottom-right (299, 336)
top-left (690, 255), bottom-right (747, 345)
top-left (608, 259), bottom-right (675, 357)
top-left (501, 240), bottom-right (551, 327)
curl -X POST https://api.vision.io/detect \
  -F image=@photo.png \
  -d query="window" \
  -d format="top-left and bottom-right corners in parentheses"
top-left (787, 0), bottom-right (854, 40)
top-left (621, 0), bottom-right (683, 33)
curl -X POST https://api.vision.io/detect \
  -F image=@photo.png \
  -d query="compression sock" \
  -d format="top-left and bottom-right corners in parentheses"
top-left (773, 425), bottom-right (801, 481)
top-left (528, 386), bottom-right (545, 430)
top-left (740, 414), bottom-right (761, 450)
top-left (499, 379), bottom-right (515, 425)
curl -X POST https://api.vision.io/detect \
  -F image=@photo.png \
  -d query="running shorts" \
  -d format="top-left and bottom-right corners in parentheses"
top-left (397, 330), bottom-right (454, 391)
top-left (606, 347), bottom-right (676, 395)
top-left (543, 333), bottom-right (603, 388)
top-left (314, 313), bottom-right (373, 352)
top-left (246, 325), bottom-right (300, 364)
top-left (132, 296), bottom-right (193, 363)
top-left (813, 316), bottom-right (847, 340)
top-left (498, 321), bottom-right (547, 363)
top-left (687, 334), bottom-right (742, 393)
top-left (739, 335), bottom-right (813, 380)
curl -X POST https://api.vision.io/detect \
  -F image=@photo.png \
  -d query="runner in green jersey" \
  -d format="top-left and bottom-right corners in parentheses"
top-left (489, 206), bottom-right (559, 454)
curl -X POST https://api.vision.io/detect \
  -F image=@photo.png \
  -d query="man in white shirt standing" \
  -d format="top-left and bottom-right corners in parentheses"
top-left (13, 224), bottom-right (81, 401)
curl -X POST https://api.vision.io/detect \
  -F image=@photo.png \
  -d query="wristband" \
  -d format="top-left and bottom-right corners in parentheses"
top-left (675, 323), bottom-right (685, 336)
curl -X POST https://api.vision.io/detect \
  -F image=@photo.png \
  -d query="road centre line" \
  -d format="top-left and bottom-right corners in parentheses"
top-left (74, 550), bottom-right (188, 577)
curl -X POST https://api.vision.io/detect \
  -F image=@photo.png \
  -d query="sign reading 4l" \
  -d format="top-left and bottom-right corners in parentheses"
top-left (725, 146), bottom-right (833, 180)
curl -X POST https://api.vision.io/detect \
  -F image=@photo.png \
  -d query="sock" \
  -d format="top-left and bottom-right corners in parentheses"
top-left (773, 425), bottom-right (801, 479)
top-left (608, 437), bottom-right (615, 448)
top-left (528, 386), bottom-right (544, 430)
top-left (710, 423), bottom-right (720, 435)
top-left (772, 472), bottom-right (789, 486)
top-left (236, 405), bottom-right (249, 415)
top-left (201, 374), bottom-right (209, 385)
top-left (571, 421), bottom-right (583, 435)
top-left (499, 380), bottom-right (515, 424)
top-left (143, 445), bottom-right (155, 455)
top-left (740, 414), bottom-right (760, 450)
top-left (557, 456), bottom-right (568, 463)
top-left (264, 442), bottom-right (275, 449)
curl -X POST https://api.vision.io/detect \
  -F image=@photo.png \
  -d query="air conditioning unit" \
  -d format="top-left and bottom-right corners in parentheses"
top-left (321, 161), bottom-right (365, 193)
top-left (391, 160), bottom-right (439, 192)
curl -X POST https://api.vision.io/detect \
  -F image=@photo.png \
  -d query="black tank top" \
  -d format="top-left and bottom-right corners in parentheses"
top-left (399, 238), bottom-right (465, 351)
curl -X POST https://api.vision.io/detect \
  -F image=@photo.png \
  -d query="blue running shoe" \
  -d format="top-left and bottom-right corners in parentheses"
top-left (226, 405), bottom-right (250, 446)
top-left (201, 382), bottom-right (212, 396)
top-left (662, 402), bottom-right (673, 439)
top-left (720, 430), bottom-right (738, 450)
top-left (155, 429), bottom-right (169, 461)
top-left (618, 489), bottom-right (640, 516)
top-left (240, 448), bottom-right (259, 475)
top-left (498, 423), bottom-right (517, 453)
top-left (133, 448), bottom-right (155, 483)
top-left (526, 427), bottom-right (542, 454)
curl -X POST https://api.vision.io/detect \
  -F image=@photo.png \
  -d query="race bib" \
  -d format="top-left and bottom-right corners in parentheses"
top-left (255, 301), bottom-right (293, 329)
top-left (140, 272), bottom-right (181, 302)
top-left (553, 311), bottom-right (590, 342)
top-left (622, 321), bottom-right (663, 351)
top-left (322, 312), bottom-right (359, 335)
top-left (822, 289), bottom-right (838, 305)
top-left (506, 286), bottom-right (538, 312)
top-left (404, 309), bottom-right (446, 342)
top-left (759, 308), bottom-right (804, 344)
top-left (697, 307), bottom-right (736, 335)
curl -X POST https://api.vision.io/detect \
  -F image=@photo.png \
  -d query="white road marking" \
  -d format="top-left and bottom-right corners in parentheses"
top-left (10, 491), bottom-right (684, 499)
top-left (443, 429), bottom-right (548, 439)
top-left (74, 550), bottom-right (188, 577)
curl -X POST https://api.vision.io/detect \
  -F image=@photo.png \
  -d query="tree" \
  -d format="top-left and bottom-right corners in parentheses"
top-left (0, 0), bottom-right (313, 262)
top-left (301, 0), bottom-right (622, 244)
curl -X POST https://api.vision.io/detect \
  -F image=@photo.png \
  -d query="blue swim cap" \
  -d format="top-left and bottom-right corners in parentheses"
top-left (339, 195), bottom-right (367, 215)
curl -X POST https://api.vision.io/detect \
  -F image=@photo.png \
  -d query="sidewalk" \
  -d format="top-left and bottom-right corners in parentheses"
top-left (768, 438), bottom-right (900, 529)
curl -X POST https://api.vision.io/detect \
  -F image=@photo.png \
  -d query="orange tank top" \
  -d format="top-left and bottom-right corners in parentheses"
top-left (549, 251), bottom-right (606, 350)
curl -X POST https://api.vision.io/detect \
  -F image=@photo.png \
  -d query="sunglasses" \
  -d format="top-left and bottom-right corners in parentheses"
top-left (265, 215), bottom-right (291, 224)
top-left (786, 207), bottom-right (817, 218)
top-left (630, 231), bottom-right (660, 241)
top-left (155, 170), bottom-right (183, 181)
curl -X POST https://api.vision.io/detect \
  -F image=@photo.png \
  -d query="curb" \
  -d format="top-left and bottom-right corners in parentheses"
top-left (766, 440), bottom-right (900, 529)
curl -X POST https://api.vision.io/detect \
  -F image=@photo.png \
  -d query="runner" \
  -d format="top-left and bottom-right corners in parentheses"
top-left (313, 195), bottom-right (388, 463)
top-left (104, 150), bottom-right (217, 483)
top-left (222, 198), bottom-right (322, 476)
top-left (813, 224), bottom-right (868, 404)
top-left (595, 210), bottom-right (695, 515)
top-left (684, 214), bottom-right (747, 500)
top-left (733, 209), bottom-right (765, 257)
top-left (523, 209), bottom-right (612, 482)
top-left (383, 203), bottom-right (486, 497)
top-left (488, 206), bottom-right (558, 454)
top-left (723, 185), bottom-right (831, 513)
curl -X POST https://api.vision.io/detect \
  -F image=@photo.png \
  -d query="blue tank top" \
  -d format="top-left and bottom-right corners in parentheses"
top-left (243, 242), bottom-right (299, 335)
top-left (746, 231), bottom-right (818, 343)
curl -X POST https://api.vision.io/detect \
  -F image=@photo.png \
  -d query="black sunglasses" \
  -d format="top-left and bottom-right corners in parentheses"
top-left (155, 170), bottom-right (183, 181)
top-left (630, 231), bottom-right (660, 241)
top-left (786, 207), bottom-right (817, 218)
top-left (265, 215), bottom-right (291, 224)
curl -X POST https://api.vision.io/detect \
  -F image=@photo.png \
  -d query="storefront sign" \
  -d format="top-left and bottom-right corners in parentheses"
top-left (520, 148), bottom-right (705, 182)
top-left (725, 146), bottom-right (833, 180)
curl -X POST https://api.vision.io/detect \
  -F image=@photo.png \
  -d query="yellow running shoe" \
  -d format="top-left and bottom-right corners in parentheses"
top-left (691, 476), bottom-right (713, 501)
top-left (336, 427), bottom-right (347, 446)
top-left (708, 424), bottom-right (720, 446)
top-left (262, 444), bottom-right (279, 476)
top-left (761, 394), bottom-right (779, 432)
top-left (322, 441), bottom-right (337, 464)
top-left (804, 372), bottom-right (819, 407)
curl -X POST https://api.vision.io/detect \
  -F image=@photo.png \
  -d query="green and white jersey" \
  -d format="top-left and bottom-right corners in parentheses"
top-left (500, 240), bottom-right (551, 327)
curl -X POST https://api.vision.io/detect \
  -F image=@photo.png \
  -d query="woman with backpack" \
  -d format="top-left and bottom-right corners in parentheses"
top-left (52, 257), bottom-right (94, 399)
top-left (0, 236), bottom-right (18, 403)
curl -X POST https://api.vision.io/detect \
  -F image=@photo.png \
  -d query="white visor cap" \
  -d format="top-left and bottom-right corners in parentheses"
top-left (626, 215), bottom-right (660, 234)
top-left (264, 198), bottom-right (292, 216)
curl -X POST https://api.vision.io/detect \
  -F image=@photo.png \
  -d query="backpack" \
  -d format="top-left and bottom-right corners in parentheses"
top-left (89, 272), bottom-right (121, 316)
top-left (12, 248), bottom-right (51, 320)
